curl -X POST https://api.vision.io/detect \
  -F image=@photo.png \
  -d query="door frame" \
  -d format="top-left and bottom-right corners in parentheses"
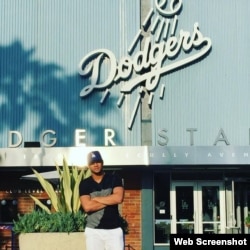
top-left (170, 181), bottom-right (226, 234)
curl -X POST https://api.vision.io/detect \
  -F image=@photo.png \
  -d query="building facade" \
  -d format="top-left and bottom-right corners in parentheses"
top-left (0, 0), bottom-right (250, 249)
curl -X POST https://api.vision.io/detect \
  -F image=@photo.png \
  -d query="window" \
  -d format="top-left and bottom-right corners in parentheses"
top-left (154, 173), bottom-right (170, 244)
top-left (0, 199), bottom-right (18, 222)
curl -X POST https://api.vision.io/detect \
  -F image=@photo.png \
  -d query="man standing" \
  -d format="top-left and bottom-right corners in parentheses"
top-left (79, 151), bottom-right (124, 250)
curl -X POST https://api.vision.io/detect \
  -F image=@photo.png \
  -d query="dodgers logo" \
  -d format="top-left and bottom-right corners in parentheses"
top-left (78, 0), bottom-right (212, 129)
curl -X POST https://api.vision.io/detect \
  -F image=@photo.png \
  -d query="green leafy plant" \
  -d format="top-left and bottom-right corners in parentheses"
top-left (13, 210), bottom-right (86, 233)
top-left (245, 213), bottom-right (250, 227)
top-left (13, 158), bottom-right (90, 233)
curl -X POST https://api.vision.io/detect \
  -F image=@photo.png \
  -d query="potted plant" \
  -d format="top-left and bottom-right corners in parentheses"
top-left (13, 158), bottom-right (91, 250)
top-left (245, 213), bottom-right (250, 227)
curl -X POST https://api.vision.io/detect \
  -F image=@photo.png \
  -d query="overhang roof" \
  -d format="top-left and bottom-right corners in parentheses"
top-left (1, 146), bottom-right (250, 167)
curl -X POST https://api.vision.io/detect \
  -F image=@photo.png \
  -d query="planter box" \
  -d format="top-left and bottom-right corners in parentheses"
top-left (19, 232), bottom-right (86, 250)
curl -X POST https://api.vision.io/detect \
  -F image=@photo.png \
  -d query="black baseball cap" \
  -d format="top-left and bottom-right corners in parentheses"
top-left (87, 151), bottom-right (103, 165)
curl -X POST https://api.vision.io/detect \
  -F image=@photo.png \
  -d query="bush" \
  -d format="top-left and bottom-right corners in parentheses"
top-left (13, 210), bottom-right (86, 233)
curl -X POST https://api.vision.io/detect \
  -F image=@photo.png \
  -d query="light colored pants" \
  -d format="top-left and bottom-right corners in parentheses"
top-left (85, 227), bottom-right (124, 250)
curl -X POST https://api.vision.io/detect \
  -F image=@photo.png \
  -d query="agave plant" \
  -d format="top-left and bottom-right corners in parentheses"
top-left (30, 158), bottom-right (90, 214)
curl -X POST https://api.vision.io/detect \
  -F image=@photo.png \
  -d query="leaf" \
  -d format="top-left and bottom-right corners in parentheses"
top-left (72, 169), bottom-right (84, 212)
top-left (30, 195), bottom-right (51, 214)
top-left (61, 159), bottom-right (73, 212)
top-left (32, 168), bottom-right (60, 212)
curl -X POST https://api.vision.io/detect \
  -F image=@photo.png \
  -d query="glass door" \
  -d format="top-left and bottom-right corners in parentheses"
top-left (170, 181), bottom-right (226, 234)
